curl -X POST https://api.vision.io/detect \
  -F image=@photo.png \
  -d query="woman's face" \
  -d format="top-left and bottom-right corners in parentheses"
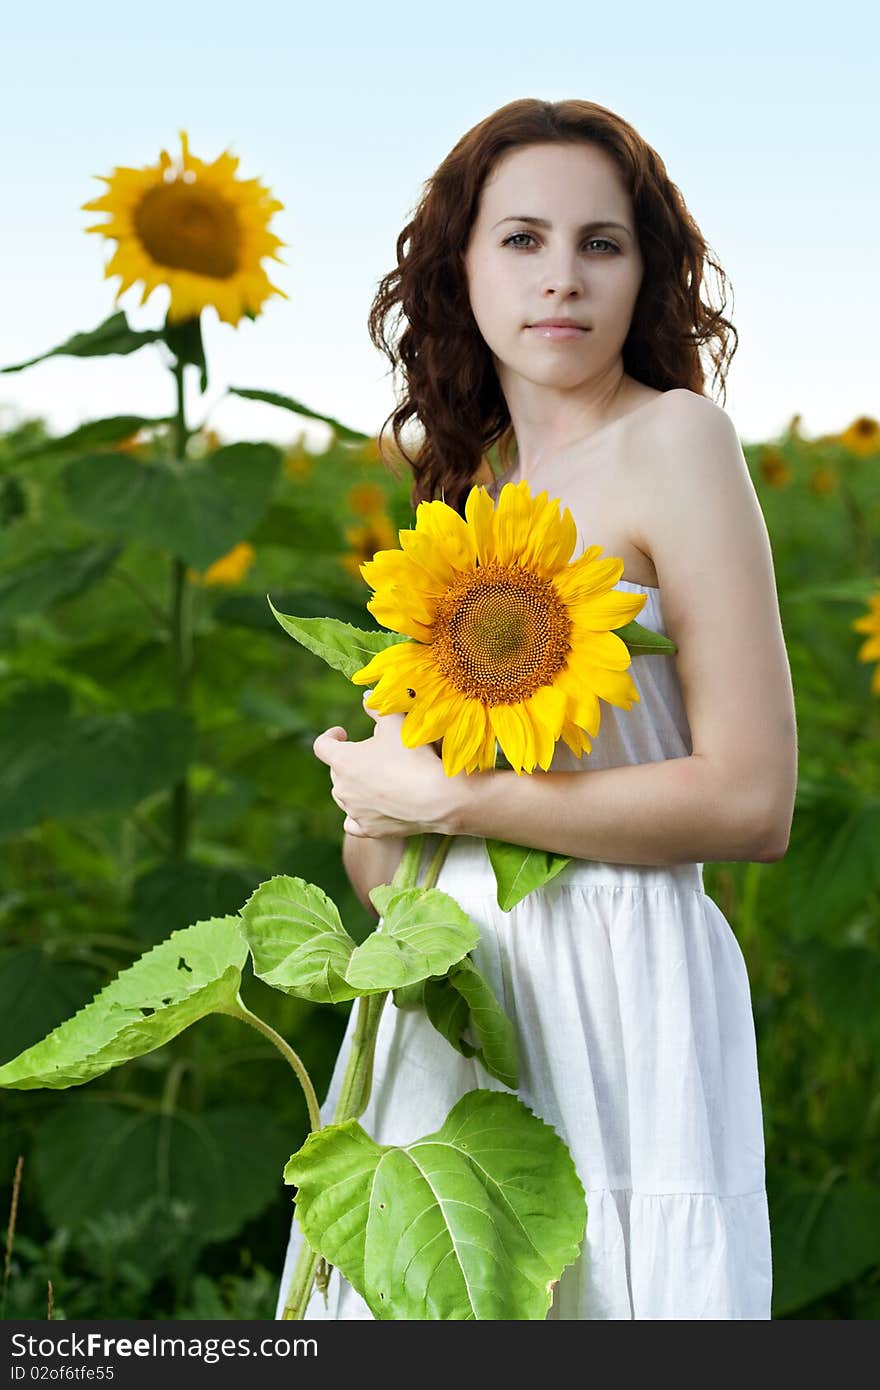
top-left (462, 141), bottom-right (644, 393)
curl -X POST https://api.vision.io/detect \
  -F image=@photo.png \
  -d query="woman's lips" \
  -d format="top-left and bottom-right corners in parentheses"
top-left (527, 324), bottom-right (589, 340)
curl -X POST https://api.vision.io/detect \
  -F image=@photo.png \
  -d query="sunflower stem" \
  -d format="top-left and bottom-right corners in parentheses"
top-left (169, 353), bottom-right (194, 858)
top-left (281, 834), bottom-right (429, 1320)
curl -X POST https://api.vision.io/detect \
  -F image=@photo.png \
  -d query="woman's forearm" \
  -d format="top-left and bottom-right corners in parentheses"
top-left (442, 752), bottom-right (786, 866)
top-left (343, 832), bottom-right (408, 917)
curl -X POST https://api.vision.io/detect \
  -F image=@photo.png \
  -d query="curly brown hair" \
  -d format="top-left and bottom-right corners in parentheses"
top-left (368, 97), bottom-right (738, 518)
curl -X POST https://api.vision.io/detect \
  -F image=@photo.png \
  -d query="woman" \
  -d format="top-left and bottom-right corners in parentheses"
top-left (277, 97), bottom-right (797, 1320)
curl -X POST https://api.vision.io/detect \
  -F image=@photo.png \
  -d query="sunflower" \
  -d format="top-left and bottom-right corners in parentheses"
top-left (340, 511), bottom-right (399, 581)
top-left (852, 589), bottom-right (880, 696)
top-left (81, 131), bottom-right (288, 327)
top-left (188, 541), bottom-right (255, 587)
top-left (350, 480), bottom-right (647, 777)
top-left (839, 416), bottom-right (880, 458)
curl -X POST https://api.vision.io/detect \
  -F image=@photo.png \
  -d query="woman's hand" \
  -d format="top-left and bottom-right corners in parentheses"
top-left (312, 690), bottom-right (455, 838)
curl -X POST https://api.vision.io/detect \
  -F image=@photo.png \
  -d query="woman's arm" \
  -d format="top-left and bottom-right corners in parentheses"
top-left (343, 831), bottom-right (407, 918)
top-left (441, 395), bottom-right (797, 867)
top-left (443, 753), bottom-right (783, 866)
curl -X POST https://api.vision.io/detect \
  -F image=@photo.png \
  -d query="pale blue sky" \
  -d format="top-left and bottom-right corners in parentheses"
top-left (2, 1), bottom-right (877, 451)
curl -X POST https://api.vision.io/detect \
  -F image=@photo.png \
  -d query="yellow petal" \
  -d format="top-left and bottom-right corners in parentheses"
top-left (566, 589), bottom-right (648, 631)
top-left (493, 481), bottom-right (535, 567)
top-left (464, 485), bottom-right (498, 565)
top-left (441, 700), bottom-right (490, 778)
top-left (515, 492), bottom-right (579, 576)
top-left (414, 499), bottom-right (478, 572)
top-left (524, 682), bottom-right (568, 770)
top-left (367, 594), bottom-right (434, 642)
top-left (553, 554), bottom-right (626, 602)
top-left (351, 638), bottom-right (427, 686)
top-left (488, 701), bottom-right (529, 774)
top-left (569, 628), bottom-right (633, 670)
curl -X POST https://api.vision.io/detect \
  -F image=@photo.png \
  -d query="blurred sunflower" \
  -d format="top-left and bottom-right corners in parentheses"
top-left (340, 512), bottom-right (398, 581)
top-left (759, 447), bottom-right (791, 488)
top-left (838, 416), bottom-right (880, 458)
top-left (852, 590), bottom-right (880, 696)
top-left (189, 541), bottom-right (255, 587)
top-left (809, 466), bottom-right (837, 496)
top-left (350, 480), bottom-right (647, 778)
top-left (347, 482), bottom-right (386, 516)
top-left (284, 439), bottom-right (312, 480)
top-left (82, 131), bottom-right (288, 326)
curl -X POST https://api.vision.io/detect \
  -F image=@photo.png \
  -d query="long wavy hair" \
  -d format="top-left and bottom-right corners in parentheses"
top-left (367, 98), bottom-right (738, 517)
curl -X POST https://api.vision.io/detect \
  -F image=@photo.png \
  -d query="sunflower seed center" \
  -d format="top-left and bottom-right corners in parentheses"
top-left (432, 562), bottom-right (571, 704)
top-left (134, 182), bottom-right (240, 278)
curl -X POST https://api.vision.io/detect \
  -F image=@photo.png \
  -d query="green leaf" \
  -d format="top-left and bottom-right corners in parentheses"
top-left (250, 502), bottom-right (344, 551)
top-left (767, 1166), bottom-right (880, 1316)
top-left (162, 315), bottom-right (208, 393)
top-left (284, 1088), bottom-right (586, 1319)
top-left (7, 415), bottom-right (172, 462)
top-left (267, 602), bottom-right (410, 679)
top-left (240, 875), bottom-right (480, 1003)
top-left (239, 875), bottom-right (362, 1003)
top-left (614, 617), bottom-right (677, 655)
top-left (63, 442), bottom-right (281, 569)
top-left (357, 884), bottom-right (480, 990)
top-left (0, 543), bottom-right (122, 621)
top-left (444, 955), bottom-right (519, 1089)
top-left (0, 697), bottom-right (195, 839)
top-left (0, 917), bottom-right (247, 1089)
top-left (33, 1097), bottom-right (291, 1246)
top-left (0, 311), bottom-right (163, 374)
top-left (485, 838), bottom-right (572, 911)
top-left (228, 387), bottom-right (370, 442)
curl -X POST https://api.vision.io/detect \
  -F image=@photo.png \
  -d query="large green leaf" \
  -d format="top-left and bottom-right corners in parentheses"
top-left (284, 1088), bottom-right (586, 1319)
top-left (768, 1166), bottom-right (880, 1316)
top-left (7, 415), bottom-right (171, 462)
top-left (63, 442), bottom-right (281, 569)
top-left (0, 311), bottom-right (163, 374)
top-left (267, 602), bottom-right (409, 679)
top-left (485, 838), bottom-right (572, 911)
top-left (0, 543), bottom-right (122, 620)
top-left (0, 917), bottom-right (247, 1089)
top-left (240, 874), bottom-right (479, 1003)
top-left (0, 696), bottom-right (195, 839)
top-left (228, 386), bottom-right (370, 442)
top-left (33, 1097), bottom-right (290, 1246)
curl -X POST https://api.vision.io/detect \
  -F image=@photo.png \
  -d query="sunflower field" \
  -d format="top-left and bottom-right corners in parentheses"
top-left (1, 131), bottom-right (879, 1320)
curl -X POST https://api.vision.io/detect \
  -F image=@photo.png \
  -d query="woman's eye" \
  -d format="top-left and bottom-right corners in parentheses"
top-left (502, 232), bottom-right (619, 253)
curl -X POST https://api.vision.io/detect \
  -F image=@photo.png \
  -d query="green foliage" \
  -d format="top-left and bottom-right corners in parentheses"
top-left (284, 1088), bottom-right (586, 1319)
top-left (0, 383), bottom-right (879, 1317)
top-left (63, 443), bottom-right (281, 570)
top-left (239, 873), bottom-right (493, 1012)
top-left (0, 918), bottom-right (247, 1088)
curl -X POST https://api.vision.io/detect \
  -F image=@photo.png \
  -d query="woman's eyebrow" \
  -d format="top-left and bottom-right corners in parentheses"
top-left (491, 215), bottom-right (631, 236)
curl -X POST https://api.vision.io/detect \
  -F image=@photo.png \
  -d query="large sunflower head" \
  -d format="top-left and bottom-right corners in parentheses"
top-left (350, 480), bottom-right (649, 777)
top-left (81, 130), bottom-right (288, 327)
